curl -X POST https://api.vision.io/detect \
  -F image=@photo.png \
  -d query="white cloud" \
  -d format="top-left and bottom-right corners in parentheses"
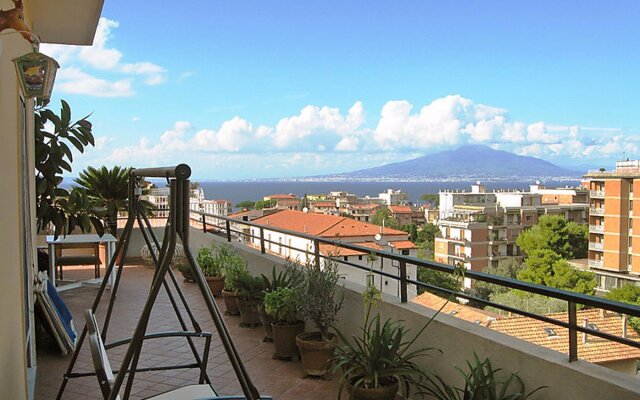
top-left (79, 95), bottom-right (638, 178)
top-left (55, 68), bottom-right (133, 97)
top-left (40, 18), bottom-right (166, 97)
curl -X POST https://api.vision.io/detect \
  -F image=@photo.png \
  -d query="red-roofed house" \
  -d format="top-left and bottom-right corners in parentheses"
top-left (388, 205), bottom-right (413, 226)
top-left (250, 210), bottom-right (419, 299)
top-left (343, 203), bottom-right (379, 222)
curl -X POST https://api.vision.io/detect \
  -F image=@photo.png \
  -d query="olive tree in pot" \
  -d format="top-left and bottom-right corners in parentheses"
top-left (220, 246), bottom-right (249, 316)
top-left (193, 245), bottom-right (225, 296)
top-left (235, 273), bottom-right (266, 327)
top-left (263, 287), bottom-right (304, 360)
top-left (259, 260), bottom-right (304, 342)
top-left (333, 282), bottom-right (441, 400)
top-left (295, 259), bottom-right (344, 377)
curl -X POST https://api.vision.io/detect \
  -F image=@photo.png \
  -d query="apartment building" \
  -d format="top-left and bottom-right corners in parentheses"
top-left (584, 161), bottom-right (640, 293)
top-left (378, 188), bottom-right (408, 205)
top-left (435, 183), bottom-right (589, 288)
top-left (249, 210), bottom-right (418, 299)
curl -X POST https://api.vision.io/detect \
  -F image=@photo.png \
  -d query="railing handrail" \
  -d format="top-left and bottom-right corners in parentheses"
top-left (191, 210), bottom-right (640, 318)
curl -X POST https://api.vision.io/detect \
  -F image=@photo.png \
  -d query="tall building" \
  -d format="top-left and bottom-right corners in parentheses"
top-left (584, 161), bottom-right (640, 293)
top-left (435, 183), bottom-right (589, 288)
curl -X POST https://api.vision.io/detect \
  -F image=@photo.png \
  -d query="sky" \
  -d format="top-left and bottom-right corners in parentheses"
top-left (40, 1), bottom-right (640, 180)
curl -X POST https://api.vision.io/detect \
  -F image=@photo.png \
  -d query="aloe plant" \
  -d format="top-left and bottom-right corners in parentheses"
top-left (419, 353), bottom-right (546, 400)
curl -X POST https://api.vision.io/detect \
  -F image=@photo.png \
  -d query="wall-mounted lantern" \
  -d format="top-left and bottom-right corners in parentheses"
top-left (13, 50), bottom-right (59, 99)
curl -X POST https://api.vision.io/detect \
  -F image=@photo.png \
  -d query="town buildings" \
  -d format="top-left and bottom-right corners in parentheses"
top-left (248, 210), bottom-right (418, 299)
top-left (435, 183), bottom-right (589, 288)
top-left (584, 161), bottom-right (640, 293)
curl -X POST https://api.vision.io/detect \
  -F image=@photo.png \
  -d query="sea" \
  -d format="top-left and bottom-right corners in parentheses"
top-left (61, 178), bottom-right (582, 210)
top-left (196, 180), bottom-right (582, 209)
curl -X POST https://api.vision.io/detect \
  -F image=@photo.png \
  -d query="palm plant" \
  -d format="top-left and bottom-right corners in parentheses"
top-left (73, 166), bottom-right (153, 236)
top-left (418, 353), bottom-right (545, 400)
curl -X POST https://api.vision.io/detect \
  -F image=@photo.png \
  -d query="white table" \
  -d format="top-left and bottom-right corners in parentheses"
top-left (46, 234), bottom-right (118, 291)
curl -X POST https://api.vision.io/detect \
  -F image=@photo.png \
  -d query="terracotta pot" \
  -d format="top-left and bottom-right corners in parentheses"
top-left (272, 320), bottom-right (305, 360)
top-left (237, 297), bottom-right (261, 327)
top-left (346, 378), bottom-right (399, 400)
top-left (222, 289), bottom-right (240, 315)
top-left (296, 332), bottom-right (337, 377)
top-left (205, 275), bottom-right (225, 297)
top-left (258, 304), bottom-right (274, 342)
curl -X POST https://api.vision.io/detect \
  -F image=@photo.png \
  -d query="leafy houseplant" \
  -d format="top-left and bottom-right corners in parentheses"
top-left (419, 353), bottom-right (545, 400)
top-left (35, 99), bottom-right (105, 239)
top-left (258, 261), bottom-right (304, 342)
top-left (333, 278), bottom-right (441, 400)
top-left (264, 287), bottom-right (305, 360)
top-left (195, 245), bottom-right (225, 296)
top-left (296, 259), bottom-right (344, 377)
top-left (220, 245), bottom-right (249, 316)
top-left (235, 273), bottom-right (266, 327)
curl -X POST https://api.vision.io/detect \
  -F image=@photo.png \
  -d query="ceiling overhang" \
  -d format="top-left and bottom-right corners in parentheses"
top-left (30, 0), bottom-right (104, 45)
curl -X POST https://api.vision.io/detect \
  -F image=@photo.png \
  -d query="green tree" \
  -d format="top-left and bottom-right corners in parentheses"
top-left (403, 223), bottom-right (418, 242)
top-left (605, 285), bottom-right (640, 333)
top-left (235, 200), bottom-right (255, 210)
top-left (516, 215), bottom-right (587, 259)
top-left (255, 199), bottom-right (277, 209)
top-left (489, 291), bottom-right (567, 315)
top-left (417, 223), bottom-right (439, 244)
top-left (467, 259), bottom-right (523, 305)
top-left (420, 193), bottom-right (439, 207)
top-left (371, 207), bottom-right (400, 229)
top-left (74, 166), bottom-right (153, 237)
top-left (517, 249), bottom-right (595, 294)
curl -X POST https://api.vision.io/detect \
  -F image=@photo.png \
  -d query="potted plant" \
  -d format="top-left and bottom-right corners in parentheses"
top-left (196, 245), bottom-right (225, 297)
top-left (333, 282), bottom-right (440, 400)
top-left (263, 286), bottom-right (305, 360)
top-left (220, 245), bottom-right (249, 316)
top-left (259, 260), bottom-right (304, 342)
top-left (235, 273), bottom-right (266, 327)
top-left (296, 259), bottom-right (344, 377)
top-left (418, 353), bottom-right (546, 400)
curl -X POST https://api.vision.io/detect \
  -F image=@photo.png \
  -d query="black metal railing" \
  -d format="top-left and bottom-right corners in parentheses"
top-left (179, 210), bottom-right (640, 363)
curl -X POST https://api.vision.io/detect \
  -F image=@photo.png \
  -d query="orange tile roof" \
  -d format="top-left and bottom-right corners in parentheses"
top-left (252, 210), bottom-right (408, 238)
top-left (276, 199), bottom-right (301, 205)
top-left (412, 292), bottom-right (499, 327)
top-left (320, 242), bottom-right (384, 257)
top-left (388, 240), bottom-right (417, 250)
top-left (488, 309), bottom-right (640, 364)
top-left (253, 210), bottom-right (344, 235)
top-left (229, 210), bottom-right (251, 218)
top-left (389, 205), bottom-right (412, 213)
top-left (320, 219), bottom-right (407, 238)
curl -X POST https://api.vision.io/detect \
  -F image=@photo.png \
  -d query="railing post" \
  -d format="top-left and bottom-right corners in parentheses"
top-left (568, 301), bottom-right (577, 362)
top-left (259, 227), bottom-right (265, 254)
top-left (399, 260), bottom-right (407, 303)
top-left (226, 220), bottom-right (231, 242)
top-left (201, 213), bottom-right (206, 233)
top-left (313, 238), bottom-right (321, 269)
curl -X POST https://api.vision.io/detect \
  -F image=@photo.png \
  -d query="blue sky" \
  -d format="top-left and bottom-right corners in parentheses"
top-left (41, 1), bottom-right (640, 179)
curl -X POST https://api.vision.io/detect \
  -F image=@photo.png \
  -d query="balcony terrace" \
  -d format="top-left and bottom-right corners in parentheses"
top-left (36, 212), bottom-right (640, 400)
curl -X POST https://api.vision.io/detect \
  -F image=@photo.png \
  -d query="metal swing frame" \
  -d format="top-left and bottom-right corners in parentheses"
top-left (56, 164), bottom-right (263, 400)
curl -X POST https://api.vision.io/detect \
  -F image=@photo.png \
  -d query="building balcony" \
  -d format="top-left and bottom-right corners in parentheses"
top-left (588, 259), bottom-right (604, 269)
top-left (37, 214), bottom-right (640, 400)
top-left (589, 242), bottom-right (604, 251)
top-left (590, 190), bottom-right (605, 198)
top-left (589, 224), bottom-right (604, 234)
top-left (589, 207), bottom-right (605, 216)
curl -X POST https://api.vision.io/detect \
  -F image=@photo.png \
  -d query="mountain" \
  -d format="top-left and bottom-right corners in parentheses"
top-left (322, 145), bottom-right (581, 181)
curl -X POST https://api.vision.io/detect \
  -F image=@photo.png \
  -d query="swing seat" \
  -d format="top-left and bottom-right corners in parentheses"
top-left (85, 309), bottom-right (249, 400)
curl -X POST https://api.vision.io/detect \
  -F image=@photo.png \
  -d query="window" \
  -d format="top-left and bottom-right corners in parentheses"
top-left (543, 327), bottom-right (557, 337)
top-left (358, 255), bottom-right (363, 261)
top-left (402, 249), bottom-right (410, 255)
top-left (343, 256), bottom-right (348, 261)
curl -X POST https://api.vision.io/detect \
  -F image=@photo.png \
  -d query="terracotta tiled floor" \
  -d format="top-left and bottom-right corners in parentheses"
top-left (35, 265), bottom-right (341, 399)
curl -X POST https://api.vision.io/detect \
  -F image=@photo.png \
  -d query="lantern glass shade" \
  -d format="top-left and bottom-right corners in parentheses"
top-left (12, 51), bottom-right (60, 99)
